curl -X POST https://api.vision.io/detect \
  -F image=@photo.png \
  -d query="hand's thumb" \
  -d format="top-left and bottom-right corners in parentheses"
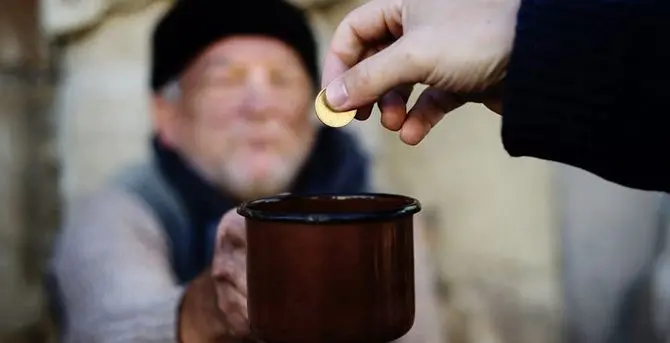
top-left (324, 36), bottom-right (429, 112)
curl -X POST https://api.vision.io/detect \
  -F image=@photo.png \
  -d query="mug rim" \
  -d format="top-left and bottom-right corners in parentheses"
top-left (237, 193), bottom-right (421, 224)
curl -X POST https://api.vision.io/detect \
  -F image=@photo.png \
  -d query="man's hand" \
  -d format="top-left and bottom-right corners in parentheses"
top-left (212, 209), bottom-right (249, 337)
top-left (178, 209), bottom-right (249, 342)
top-left (321, 0), bottom-right (520, 145)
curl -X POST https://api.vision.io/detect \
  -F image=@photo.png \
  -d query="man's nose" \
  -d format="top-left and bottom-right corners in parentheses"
top-left (239, 71), bottom-right (273, 119)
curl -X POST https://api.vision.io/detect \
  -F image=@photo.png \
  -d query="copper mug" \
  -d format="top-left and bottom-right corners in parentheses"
top-left (237, 193), bottom-right (421, 343)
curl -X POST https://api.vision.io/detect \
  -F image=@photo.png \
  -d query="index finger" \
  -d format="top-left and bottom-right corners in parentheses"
top-left (321, 0), bottom-right (403, 88)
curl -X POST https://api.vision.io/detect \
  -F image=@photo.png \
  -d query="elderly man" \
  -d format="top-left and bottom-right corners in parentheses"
top-left (49, 0), bottom-right (444, 342)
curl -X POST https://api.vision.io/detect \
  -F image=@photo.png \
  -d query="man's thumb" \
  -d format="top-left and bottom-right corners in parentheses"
top-left (324, 37), bottom-right (426, 112)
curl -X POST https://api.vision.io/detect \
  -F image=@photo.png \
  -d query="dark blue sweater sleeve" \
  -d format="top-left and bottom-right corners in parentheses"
top-left (501, 0), bottom-right (670, 192)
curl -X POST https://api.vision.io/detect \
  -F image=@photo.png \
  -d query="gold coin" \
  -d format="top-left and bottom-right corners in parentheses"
top-left (314, 88), bottom-right (356, 128)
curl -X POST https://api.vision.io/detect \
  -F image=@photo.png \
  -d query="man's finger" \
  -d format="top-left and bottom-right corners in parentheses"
top-left (212, 254), bottom-right (247, 296)
top-left (217, 210), bottom-right (244, 236)
top-left (378, 92), bottom-right (406, 131)
top-left (378, 84), bottom-right (413, 131)
top-left (321, 0), bottom-right (402, 88)
top-left (217, 211), bottom-right (246, 249)
top-left (353, 47), bottom-right (387, 121)
top-left (216, 283), bottom-right (246, 313)
top-left (215, 283), bottom-right (249, 335)
top-left (232, 249), bottom-right (247, 295)
top-left (400, 88), bottom-right (464, 145)
top-left (355, 104), bottom-right (374, 121)
top-left (225, 222), bottom-right (246, 249)
top-left (324, 35), bottom-right (428, 112)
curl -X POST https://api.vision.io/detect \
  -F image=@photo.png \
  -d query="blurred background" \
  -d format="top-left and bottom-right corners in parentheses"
top-left (1, 0), bottom-right (668, 342)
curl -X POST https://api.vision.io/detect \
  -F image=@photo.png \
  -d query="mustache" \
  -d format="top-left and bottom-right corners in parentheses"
top-left (228, 121), bottom-right (296, 140)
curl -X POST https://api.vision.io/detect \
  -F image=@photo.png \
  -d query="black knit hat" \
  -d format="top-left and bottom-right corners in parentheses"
top-left (150, 0), bottom-right (319, 92)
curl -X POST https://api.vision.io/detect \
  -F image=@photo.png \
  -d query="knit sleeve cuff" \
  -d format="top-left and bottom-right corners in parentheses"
top-left (502, 119), bottom-right (670, 192)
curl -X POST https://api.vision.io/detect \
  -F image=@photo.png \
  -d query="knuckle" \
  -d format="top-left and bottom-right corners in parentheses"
top-left (399, 34), bottom-right (435, 81)
top-left (212, 266), bottom-right (229, 280)
top-left (218, 209), bottom-right (243, 230)
top-left (213, 259), bottom-right (235, 278)
top-left (404, 50), bottom-right (429, 80)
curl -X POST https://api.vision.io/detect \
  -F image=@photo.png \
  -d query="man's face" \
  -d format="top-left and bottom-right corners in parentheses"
top-left (155, 36), bottom-right (317, 200)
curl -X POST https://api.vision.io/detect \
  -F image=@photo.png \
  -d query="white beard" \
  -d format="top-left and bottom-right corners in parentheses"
top-left (186, 117), bottom-right (318, 201)
top-left (216, 138), bottom-right (313, 201)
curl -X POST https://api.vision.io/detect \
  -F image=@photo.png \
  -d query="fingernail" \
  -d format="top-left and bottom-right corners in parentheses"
top-left (325, 78), bottom-right (348, 110)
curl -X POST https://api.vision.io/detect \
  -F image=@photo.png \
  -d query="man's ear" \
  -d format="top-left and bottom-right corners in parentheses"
top-left (151, 94), bottom-right (179, 146)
